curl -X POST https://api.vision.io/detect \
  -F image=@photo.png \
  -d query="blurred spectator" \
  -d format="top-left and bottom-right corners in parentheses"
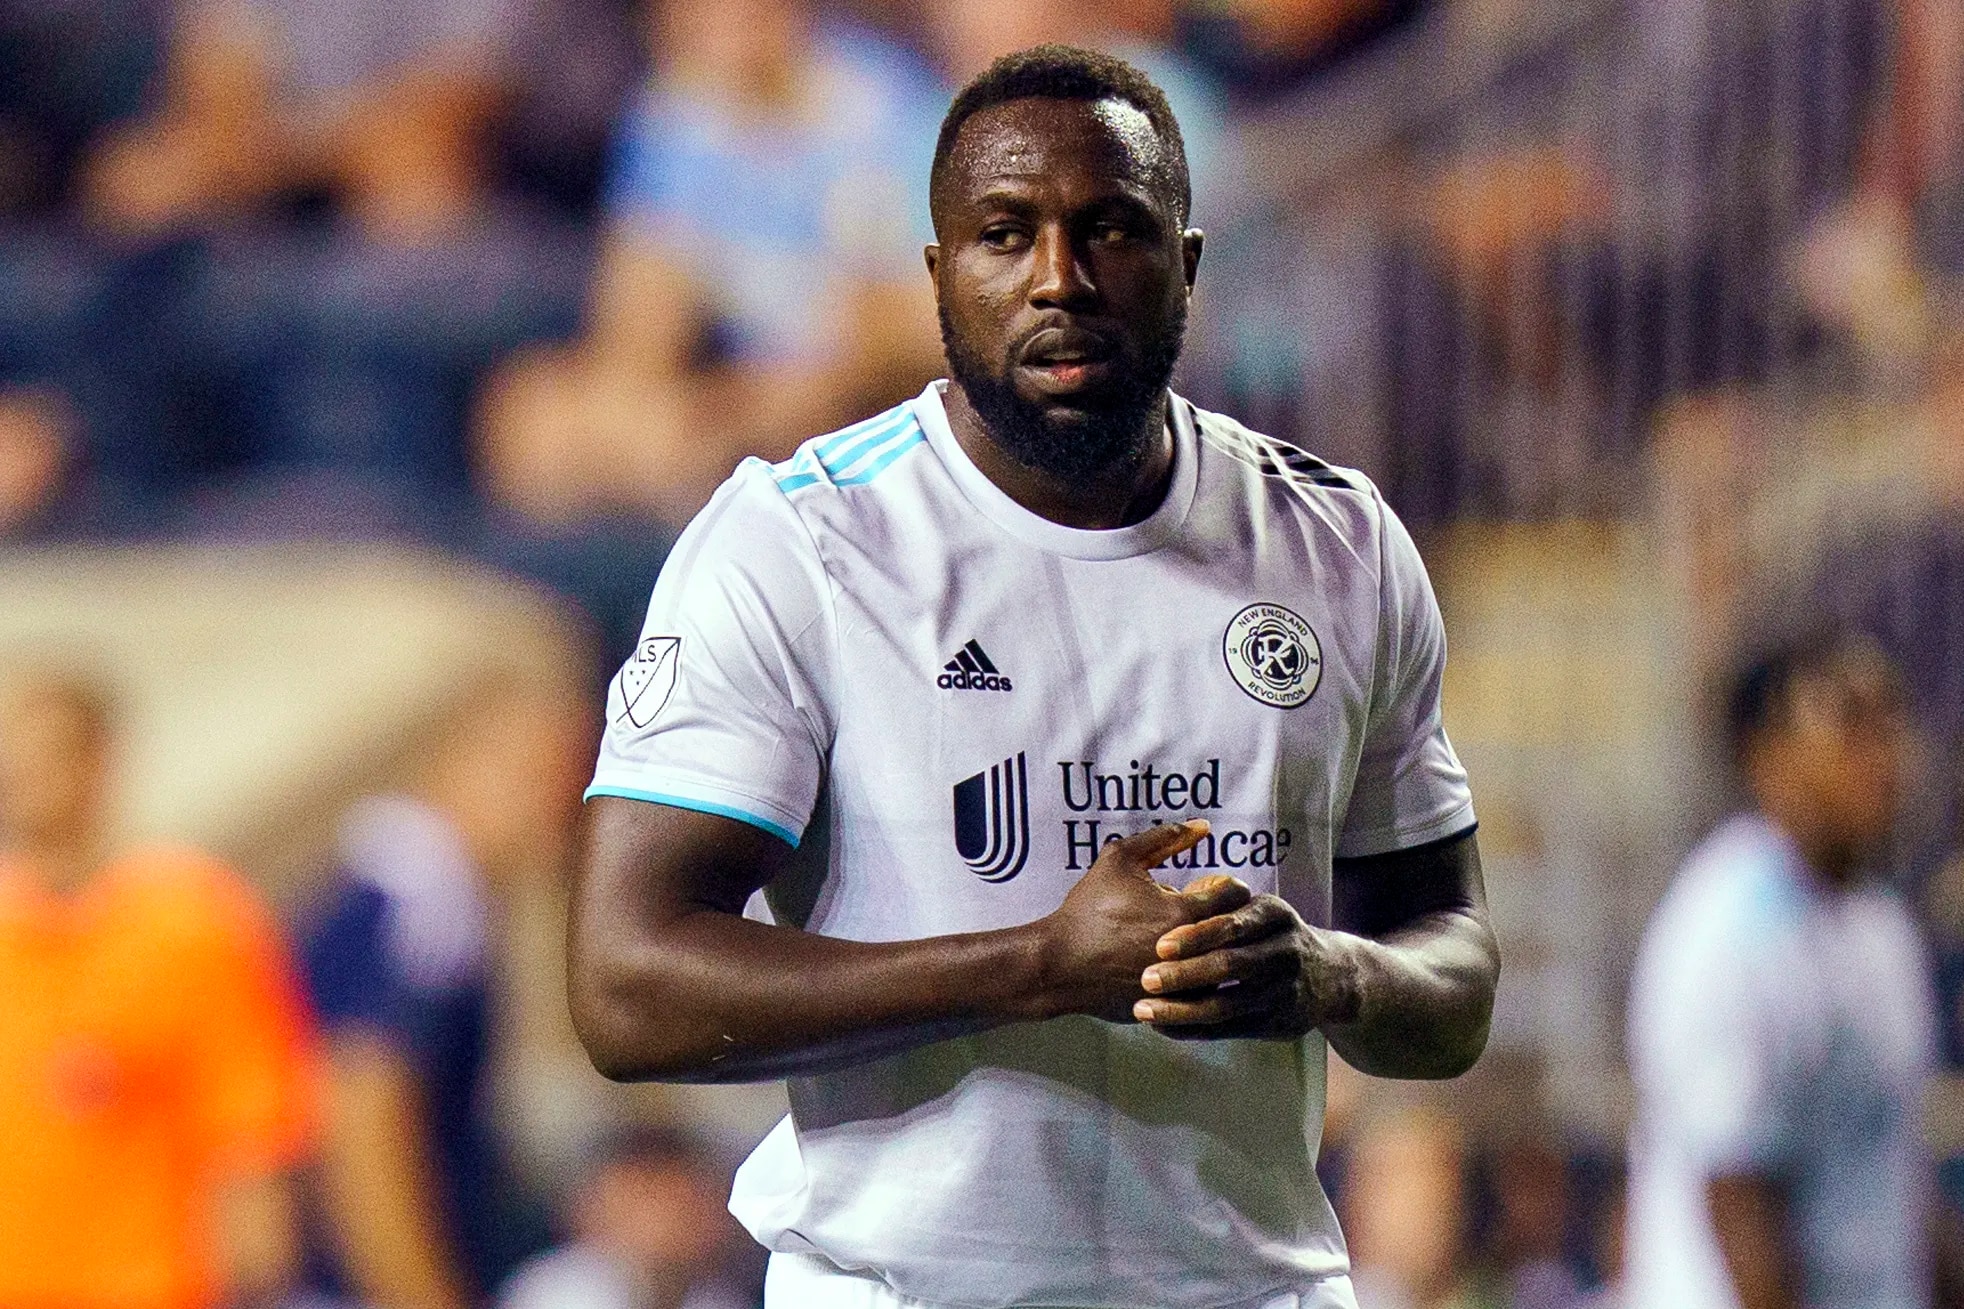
top-left (65, 0), bottom-right (593, 526)
top-left (297, 677), bottom-right (590, 1308)
top-left (479, 0), bottom-right (945, 526)
top-left (1341, 1106), bottom-right (1502, 1309)
top-left (1627, 635), bottom-right (1944, 1307)
top-left (0, 665), bottom-right (317, 1309)
top-left (1487, 1138), bottom-right (1586, 1309)
top-left (497, 1127), bottom-right (754, 1309)
top-left (0, 0), bottom-right (158, 216)
top-left (1177, 0), bottom-right (1430, 101)
top-left (80, 0), bottom-right (522, 242)
top-left (1572, 1177), bottom-right (1625, 1309)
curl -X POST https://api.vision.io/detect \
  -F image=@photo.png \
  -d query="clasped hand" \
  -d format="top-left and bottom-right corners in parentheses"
top-left (1040, 819), bottom-right (1356, 1041)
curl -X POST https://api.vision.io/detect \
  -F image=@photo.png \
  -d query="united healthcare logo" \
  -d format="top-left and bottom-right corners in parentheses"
top-left (951, 751), bottom-right (1030, 882)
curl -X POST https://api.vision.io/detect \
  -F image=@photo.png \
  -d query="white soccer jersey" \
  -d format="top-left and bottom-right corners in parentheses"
top-left (1627, 816), bottom-right (1937, 1309)
top-left (589, 381), bottom-right (1475, 1309)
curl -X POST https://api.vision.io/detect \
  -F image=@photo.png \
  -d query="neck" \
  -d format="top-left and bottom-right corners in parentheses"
top-left (942, 383), bottom-right (1175, 530)
top-left (1759, 806), bottom-right (1862, 891)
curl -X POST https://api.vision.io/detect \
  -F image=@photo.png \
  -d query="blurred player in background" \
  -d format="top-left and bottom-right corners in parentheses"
top-left (296, 677), bottom-right (590, 1309)
top-left (1627, 635), bottom-right (1951, 1308)
top-left (572, 45), bottom-right (1497, 1309)
top-left (497, 1126), bottom-right (754, 1309)
top-left (0, 665), bottom-right (316, 1309)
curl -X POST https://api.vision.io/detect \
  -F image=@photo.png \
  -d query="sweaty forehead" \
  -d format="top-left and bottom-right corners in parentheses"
top-left (945, 96), bottom-right (1171, 206)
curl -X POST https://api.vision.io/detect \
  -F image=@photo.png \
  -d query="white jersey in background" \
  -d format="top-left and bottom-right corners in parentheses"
top-left (589, 381), bottom-right (1475, 1309)
top-left (1627, 815), bottom-right (1938, 1309)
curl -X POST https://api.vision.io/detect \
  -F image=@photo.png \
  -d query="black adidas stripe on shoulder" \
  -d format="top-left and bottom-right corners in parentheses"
top-left (1253, 440), bottom-right (1364, 491)
top-left (1186, 401), bottom-right (1366, 491)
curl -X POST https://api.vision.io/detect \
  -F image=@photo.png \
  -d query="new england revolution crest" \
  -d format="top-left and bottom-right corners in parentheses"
top-left (1223, 604), bottom-right (1322, 709)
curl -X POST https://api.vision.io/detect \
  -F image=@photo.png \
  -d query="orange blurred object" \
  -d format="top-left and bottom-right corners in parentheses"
top-left (0, 848), bottom-right (316, 1309)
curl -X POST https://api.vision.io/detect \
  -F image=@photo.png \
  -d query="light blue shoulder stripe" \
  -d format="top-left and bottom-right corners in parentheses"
top-left (773, 417), bottom-right (924, 494)
top-left (583, 784), bottom-right (800, 847)
top-left (835, 431), bottom-right (924, 485)
top-left (813, 405), bottom-right (913, 461)
top-left (771, 409), bottom-right (913, 492)
top-left (821, 413), bottom-right (916, 478)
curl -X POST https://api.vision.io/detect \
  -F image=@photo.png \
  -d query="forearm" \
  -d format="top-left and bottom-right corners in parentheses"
top-left (571, 908), bottom-right (1056, 1083)
top-left (1319, 907), bottom-right (1498, 1079)
top-left (1708, 1174), bottom-right (1800, 1309)
top-left (321, 1036), bottom-right (469, 1309)
top-left (215, 1170), bottom-right (300, 1307)
top-left (573, 802), bottom-right (1224, 1083)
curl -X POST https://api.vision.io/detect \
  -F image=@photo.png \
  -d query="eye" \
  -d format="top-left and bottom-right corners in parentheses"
top-left (1091, 220), bottom-right (1139, 245)
top-left (979, 224), bottom-right (1030, 251)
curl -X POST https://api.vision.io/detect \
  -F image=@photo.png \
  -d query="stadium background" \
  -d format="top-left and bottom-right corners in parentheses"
top-left (3, 0), bottom-right (1961, 1303)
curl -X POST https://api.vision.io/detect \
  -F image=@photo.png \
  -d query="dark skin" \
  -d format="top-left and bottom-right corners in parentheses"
top-left (570, 95), bottom-right (1498, 1084)
top-left (928, 97), bottom-right (1199, 530)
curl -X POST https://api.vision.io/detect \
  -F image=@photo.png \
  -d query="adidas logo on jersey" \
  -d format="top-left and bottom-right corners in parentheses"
top-left (938, 639), bottom-right (1013, 692)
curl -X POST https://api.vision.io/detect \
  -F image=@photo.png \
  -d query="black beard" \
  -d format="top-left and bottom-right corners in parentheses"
top-left (941, 302), bottom-right (1187, 485)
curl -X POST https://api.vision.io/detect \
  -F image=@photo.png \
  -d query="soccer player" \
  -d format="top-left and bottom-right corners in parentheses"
top-left (570, 46), bottom-right (1498, 1309)
top-left (0, 667), bottom-right (316, 1309)
top-left (1627, 635), bottom-right (1941, 1308)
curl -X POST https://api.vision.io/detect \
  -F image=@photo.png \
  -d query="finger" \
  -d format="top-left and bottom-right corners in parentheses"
top-left (1156, 896), bottom-right (1292, 960)
top-left (1110, 818), bottom-right (1210, 872)
top-left (1141, 937), bottom-right (1295, 995)
top-left (1160, 1014), bottom-right (1294, 1041)
top-left (1176, 874), bottom-right (1252, 919)
top-left (1134, 978), bottom-right (1287, 1027)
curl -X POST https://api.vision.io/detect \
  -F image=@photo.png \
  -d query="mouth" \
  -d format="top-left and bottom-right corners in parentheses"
top-left (1017, 328), bottom-right (1119, 395)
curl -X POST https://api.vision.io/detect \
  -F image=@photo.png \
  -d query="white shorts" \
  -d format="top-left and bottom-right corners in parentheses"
top-left (762, 1251), bottom-right (1359, 1309)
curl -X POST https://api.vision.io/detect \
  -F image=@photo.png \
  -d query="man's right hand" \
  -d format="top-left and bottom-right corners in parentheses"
top-left (1035, 820), bottom-right (1252, 1023)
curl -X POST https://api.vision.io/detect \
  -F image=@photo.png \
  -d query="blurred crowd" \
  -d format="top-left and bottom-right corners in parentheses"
top-left (0, 0), bottom-right (1419, 666)
top-left (9, 0), bottom-right (1964, 1305)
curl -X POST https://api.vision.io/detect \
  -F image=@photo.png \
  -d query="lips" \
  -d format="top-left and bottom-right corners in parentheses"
top-left (1020, 326), bottom-right (1116, 367)
top-left (1017, 326), bottom-right (1119, 395)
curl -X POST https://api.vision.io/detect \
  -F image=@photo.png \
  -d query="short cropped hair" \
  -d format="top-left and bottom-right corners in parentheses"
top-left (929, 44), bottom-right (1191, 233)
top-left (1723, 629), bottom-right (1896, 763)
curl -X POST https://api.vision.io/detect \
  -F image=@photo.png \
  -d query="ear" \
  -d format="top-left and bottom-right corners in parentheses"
top-left (1181, 229), bottom-right (1204, 293)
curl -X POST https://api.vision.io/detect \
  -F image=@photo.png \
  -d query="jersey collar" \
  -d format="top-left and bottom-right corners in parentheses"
top-left (910, 380), bottom-right (1200, 561)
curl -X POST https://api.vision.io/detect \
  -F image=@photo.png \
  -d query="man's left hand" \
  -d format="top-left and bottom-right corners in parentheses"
top-left (1132, 893), bottom-right (1362, 1040)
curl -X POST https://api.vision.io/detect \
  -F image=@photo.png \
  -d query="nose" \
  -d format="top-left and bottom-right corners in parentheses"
top-left (1027, 223), bottom-right (1095, 310)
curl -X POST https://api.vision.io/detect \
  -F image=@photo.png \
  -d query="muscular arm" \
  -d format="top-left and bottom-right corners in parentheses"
top-left (1321, 829), bottom-right (1499, 1077)
top-left (569, 798), bottom-right (1242, 1083)
top-left (1136, 829), bottom-right (1499, 1079)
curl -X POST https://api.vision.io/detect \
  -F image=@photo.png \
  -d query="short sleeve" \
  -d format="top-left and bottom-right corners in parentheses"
top-left (302, 881), bottom-right (417, 1038)
top-left (182, 870), bottom-right (318, 1174)
top-left (1334, 492), bottom-right (1476, 857)
top-left (587, 462), bottom-right (834, 846)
